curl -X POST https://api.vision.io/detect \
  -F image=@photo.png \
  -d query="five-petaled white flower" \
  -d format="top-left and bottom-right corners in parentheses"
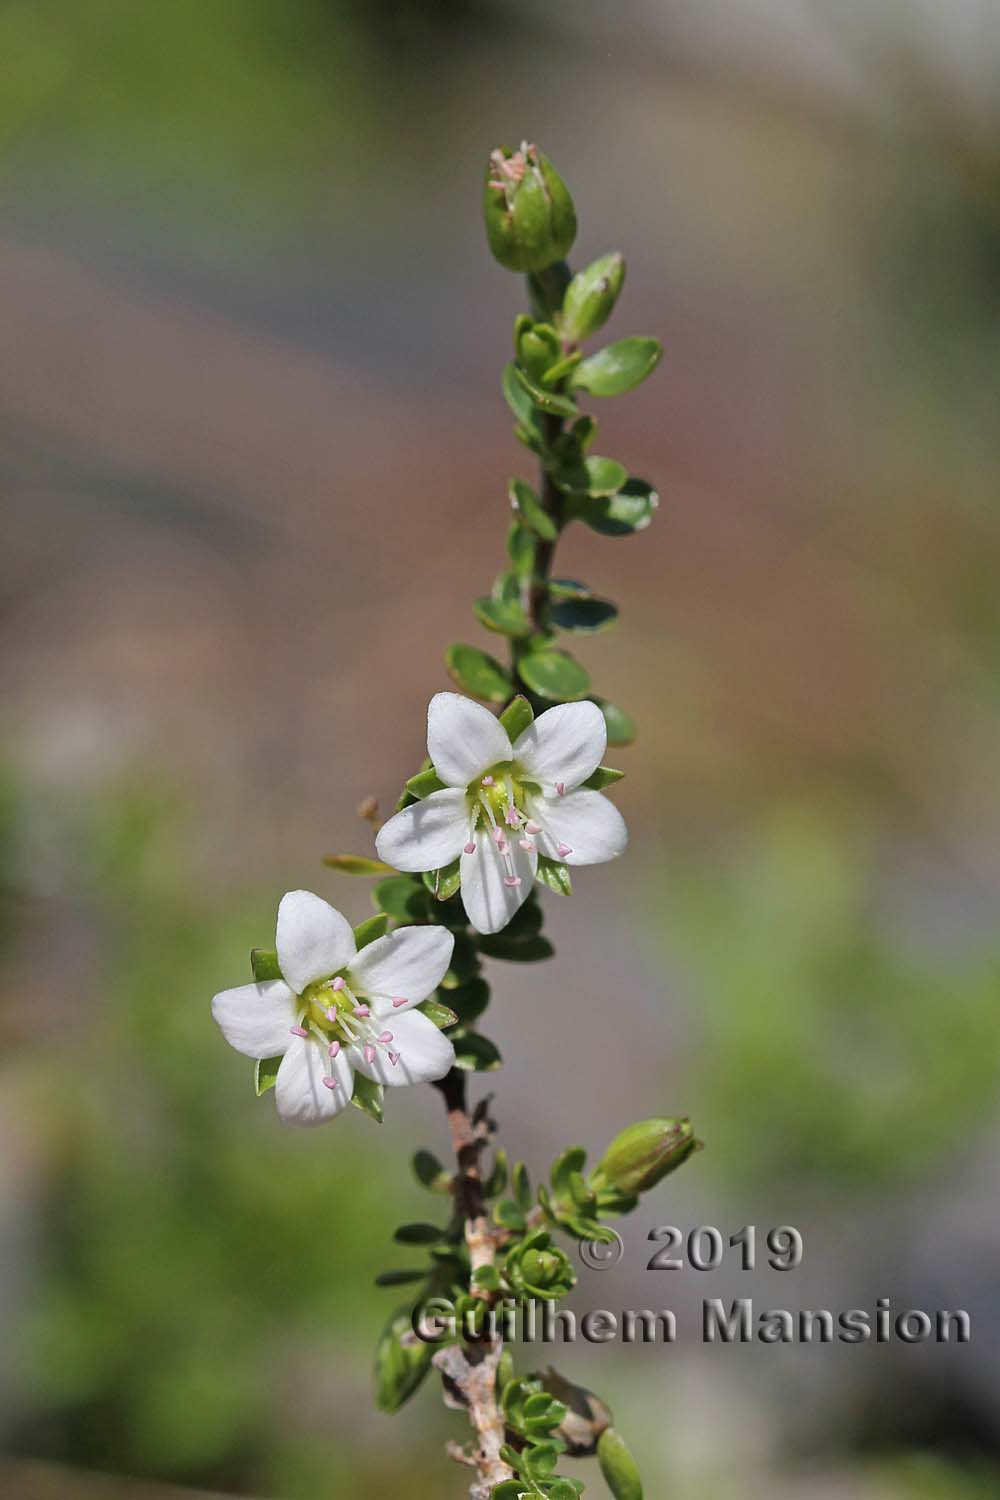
top-left (211, 890), bottom-right (456, 1125)
top-left (375, 693), bottom-right (627, 935)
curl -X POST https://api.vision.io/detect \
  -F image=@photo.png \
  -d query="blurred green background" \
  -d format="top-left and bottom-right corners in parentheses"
top-left (2, 2), bottom-right (1000, 1497)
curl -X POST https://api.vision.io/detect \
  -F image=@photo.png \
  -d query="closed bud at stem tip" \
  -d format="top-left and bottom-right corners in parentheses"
top-left (484, 142), bottom-right (577, 274)
top-left (591, 1116), bottom-right (701, 1197)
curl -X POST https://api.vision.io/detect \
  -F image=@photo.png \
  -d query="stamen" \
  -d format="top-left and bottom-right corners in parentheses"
top-left (557, 843), bottom-right (573, 858)
top-left (504, 806), bottom-right (520, 827)
top-left (325, 1006), bottom-right (339, 1022)
top-left (556, 782), bottom-right (565, 796)
top-left (481, 775), bottom-right (494, 786)
top-left (321, 1075), bottom-right (339, 1090)
top-left (331, 976), bottom-right (346, 992)
top-left (464, 840), bottom-right (476, 854)
top-left (503, 875), bottom-right (522, 888)
top-left (518, 837), bottom-right (535, 851)
top-left (378, 1031), bottom-right (393, 1044)
top-left (492, 826), bottom-right (506, 844)
top-left (392, 996), bottom-right (408, 1008)
top-left (289, 1025), bottom-right (308, 1038)
top-left (364, 1044), bottom-right (377, 1064)
top-left (388, 1051), bottom-right (400, 1066)
top-left (525, 820), bottom-right (542, 835)
top-left (328, 1040), bottom-right (341, 1058)
top-left (354, 1004), bottom-right (371, 1018)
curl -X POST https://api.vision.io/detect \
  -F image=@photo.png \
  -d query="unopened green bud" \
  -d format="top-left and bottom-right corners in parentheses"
top-left (505, 1229), bottom-right (576, 1301)
top-left (485, 143), bottom-right (577, 274)
top-left (593, 1117), bottom-right (700, 1198)
top-left (598, 1428), bottom-right (644, 1500)
top-left (561, 253), bottom-right (626, 343)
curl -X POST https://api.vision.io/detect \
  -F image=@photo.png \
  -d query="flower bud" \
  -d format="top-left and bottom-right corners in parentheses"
top-left (484, 143), bottom-right (577, 274)
top-left (592, 1117), bottom-right (699, 1198)
top-left (505, 1229), bottom-right (576, 1301)
top-left (597, 1428), bottom-right (644, 1500)
top-left (561, 253), bottom-right (626, 343)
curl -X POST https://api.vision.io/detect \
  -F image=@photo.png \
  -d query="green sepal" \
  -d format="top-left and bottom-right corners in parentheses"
top-left (570, 336), bottom-right (662, 397)
top-left (536, 856), bottom-right (572, 895)
top-left (513, 366), bottom-right (578, 418)
top-left (584, 766), bottom-right (624, 791)
top-left (476, 933), bottom-right (555, 963)
top-left (445, 975), bottom-right (491, 1024)
top-left (549, 595), bottom-right (618, 633)
top-left (518, 648), bottom-right (590, 702)
top-left (452, 1030), bottom-right (503, 1071)
top-left (412, 1149), bottom-right (452, 1193)
top-left (422, 859), bottom-right (462, 902)
top-left (374, 1268), bottom-right (428, 1288)
top-left (418, 996), bottom-right (460, 1030)
top-left (597, 1428), bottom-right (644, 1500)
top-left (499, 694), bottom-right (534, 740)
top-left (351, 1072), bottom-right (384, 1125)
top-left (509, 477), bottom-right (558, 541)
top-left (373, 874), bottom-right (430, 922)
top-left (475, 595), bottom-right (533, 638)
top-left (250, 947), bottom-right (281, 981)
top-left (405, 768), bottom-right (446, 799)
top-left (446, 643), bottom-right (513, 704)
top-left (393, 1222), bottom-right (445, 1245)
top-left (353, 912), bottom-right (389, 949)
top-left (254, 1055), bottom-right (282, 1095)
top-left (590, 696), bottom-right (636, 746)
top-left (374, 1305), bottom-right (435, 1414)
top-left (572, 478), bottom-right (658, 537)
top-left (321, 853), bottom-right (395, 875)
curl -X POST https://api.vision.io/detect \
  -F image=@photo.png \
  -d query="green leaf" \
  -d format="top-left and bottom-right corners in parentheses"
top-left (412, 1149), bottom-right (451, 1192)
top-left (494, 1200), bottom-right (527, 1231)
top-left (549, 596), bottom-right (618, 633)
top-left (476, 933), bottom-right (555, 963)
top-left (373, 874), bottom-right (430, 921)
top-left (499, 694), bottom-right (534, 740)
top-left (353, 913), bottom-right (389, 949)
top-left (551, 1146), bottom-right (588, 1197)
top-left (507, 521), bottom-right (537, 576)
top-left (321, 854), bottom-right (394, 876)
top-left (512, 1161), bottom-right (532, 1211)
top-left (549, 577), bottom-right (591, 600)
top-left (374, 1306), bottom-right (434, 1414)
top-left (452, 1032), bottom-right (503, 1071)
top-left (421, 859), bottom-right (462, 902)
top-left (254, 1055), bottom-right (281, 1095)
top-left (597, 1428), bottom-right (645, 1500)
top-left (575, 477), bottom-right (658, 537)
top-left (446, 643), bottom-right (513, 704)
top-left (562, 455), bottom-right (628, 498)
top-left (250, 947), bottom-right (281, 982)
top-left (518, 649), bottom-right (591, 702)
top-left (536, 856), bottom-right (572, 895)
top-left (590, 696), bottom-right (637, 746)
top-left (583, 765), bottom-right (624, 790)
top-left (512, 365), bottom-right (579, 417)
top-left (501, 360), bottom-right (542, 432)
top-left (561, 251), bottom-right (626, 342)
top-left (351, 1072), bottom-right (384, 1125)
top-left (475, 596), bottom-right (533, 638)
top-left (484, 1148), bottom-right (508, 1198)
top-left (374, 1268), bottom-right (428, 1287)
top-left (418, 996), bottom-right (460, 1030)
top-left (405, 768), bottom-right (446, 799)
top-left (509, 477), bottom-right (558, 541)
top-left (445, 976), bottom-right (491, 1025)
top-left (393, 1222), bottom-right (444, 1245)
top-left (473, 1264), bottom-right (502, 1291)
top-left (540, 349), bottom-right (583, 386)
top-left (570, 337), bottom-right (662, 397)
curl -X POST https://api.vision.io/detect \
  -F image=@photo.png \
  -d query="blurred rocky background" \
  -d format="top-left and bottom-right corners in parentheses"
top-left (2, 0), bottom-right (1000, 1495)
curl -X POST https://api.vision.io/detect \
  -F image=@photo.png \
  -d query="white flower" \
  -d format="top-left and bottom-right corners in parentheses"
top-left (211, 890), bottom-right (456, 1125)
top-left (375, 693), bottom-right (627, 935)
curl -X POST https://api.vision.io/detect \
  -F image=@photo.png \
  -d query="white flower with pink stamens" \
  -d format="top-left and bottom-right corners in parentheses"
top-left (375, 693), bottom-right (627, 935)
top-left (211, 890), bottom-right (455, 1126)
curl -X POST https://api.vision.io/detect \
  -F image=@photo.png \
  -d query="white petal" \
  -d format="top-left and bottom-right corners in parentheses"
top-left (427, 692), bottom-right (512, 787)
top-left (513, 700), bottom-right (607, 792)
top-left (275, 1035), bottom-right (353, 1125)
top-left (353, 1010), bottom-right (455, 1088)
top-left (211, 979), bottom-right (296, 1059)
top-left (349, 926), bottom-right (455, 1015)
top-left (460, 833), bottom-right (537, 935)
top-left (275, 890), bottom-right (356, 995)
top-left (375, 788), bottom-right (469, 873)
top-left (530, 789), bottom-right (627, 866)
